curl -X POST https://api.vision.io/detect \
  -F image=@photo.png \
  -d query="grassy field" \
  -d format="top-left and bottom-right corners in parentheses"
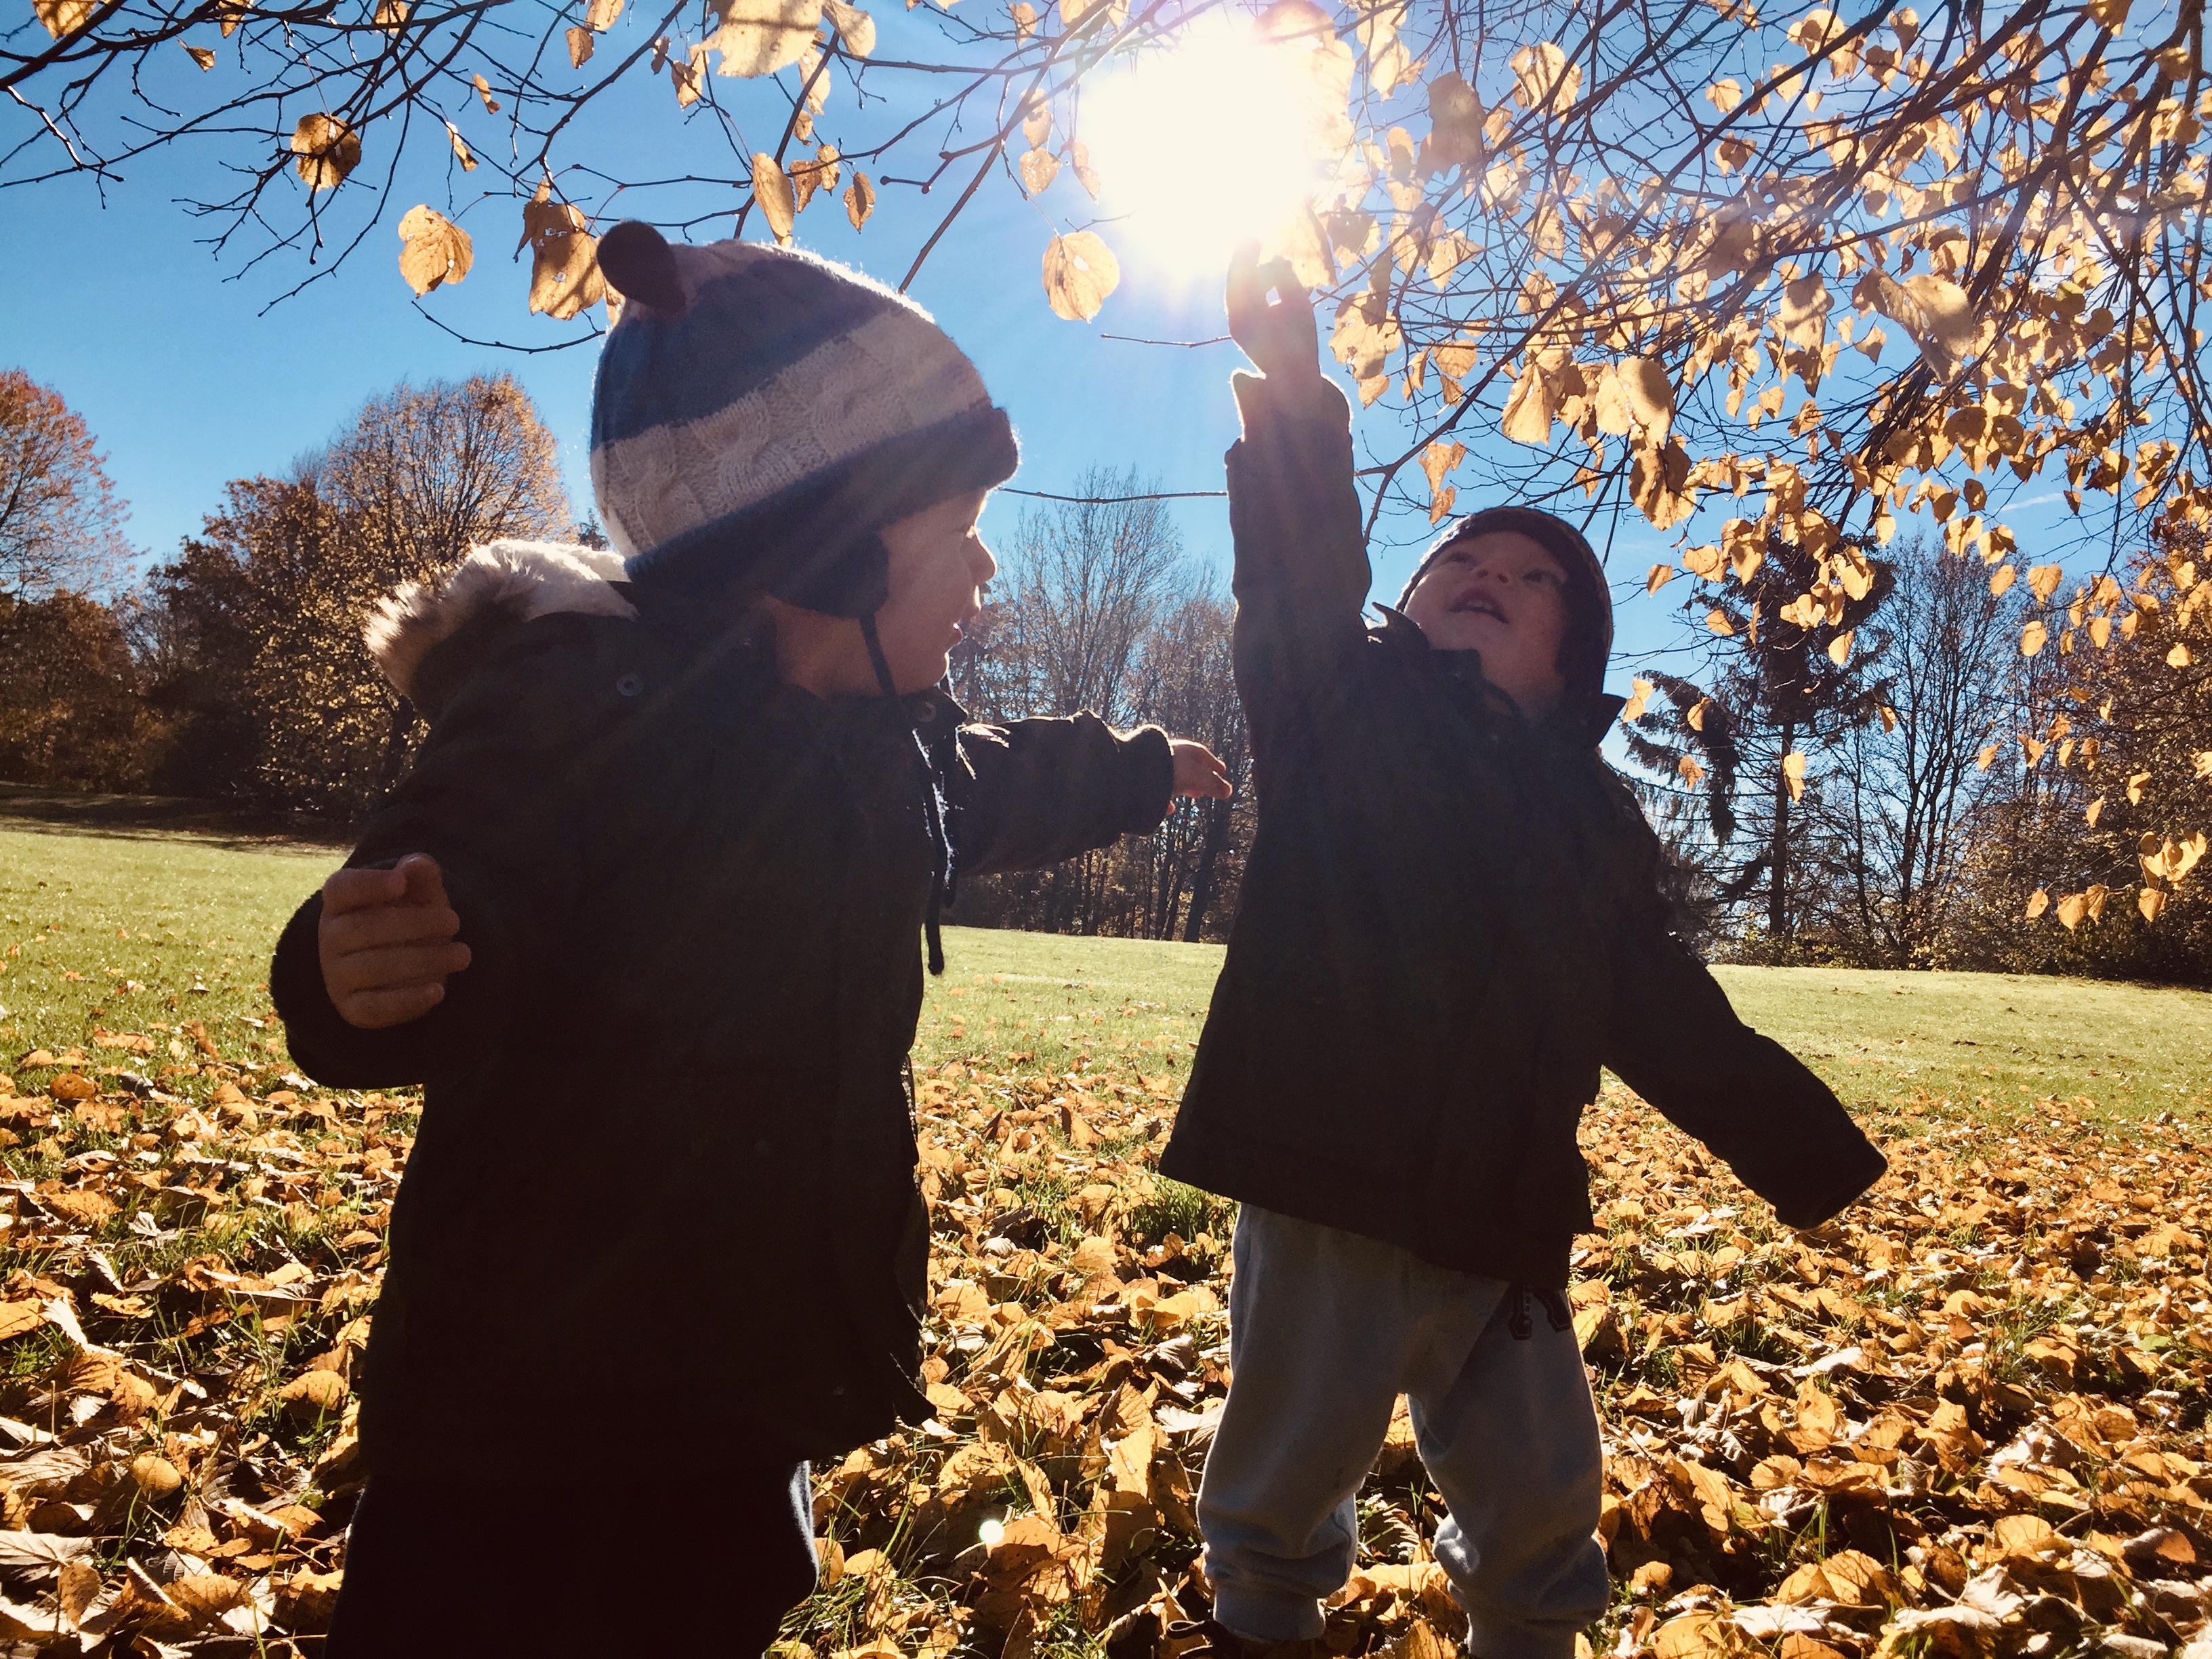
top-left (6, 819), bottom-right (2212, 1655)
top-left (5, 821), bottom-right (2210, 1128)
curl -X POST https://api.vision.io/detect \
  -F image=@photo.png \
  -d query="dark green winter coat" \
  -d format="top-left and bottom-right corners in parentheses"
top-left (271, 543), bottom-right (1173, 1479)
top-left (1159, 377), bottom-right (1885, 1288)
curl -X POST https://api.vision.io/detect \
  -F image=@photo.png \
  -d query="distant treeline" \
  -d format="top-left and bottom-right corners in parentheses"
top-left (1, 368), bottom-right (2205, 977)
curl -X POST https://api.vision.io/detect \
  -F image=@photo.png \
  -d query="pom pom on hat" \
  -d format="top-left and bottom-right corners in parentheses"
top-left (590, 222), bottom-right (1018, 617)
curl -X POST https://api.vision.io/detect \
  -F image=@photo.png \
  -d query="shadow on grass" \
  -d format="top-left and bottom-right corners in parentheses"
top-left (0, 780), bottom-right (350, 852)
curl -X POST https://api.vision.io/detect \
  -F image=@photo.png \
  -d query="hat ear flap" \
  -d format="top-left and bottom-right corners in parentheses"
top-left (598, 221), bottom-right (686, 314)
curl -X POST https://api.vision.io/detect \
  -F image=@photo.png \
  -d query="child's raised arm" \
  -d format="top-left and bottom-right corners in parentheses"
top-left (1222, 247), bottom-right (1372, 753)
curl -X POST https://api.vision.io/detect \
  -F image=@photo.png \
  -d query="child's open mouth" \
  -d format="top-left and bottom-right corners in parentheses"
top-left (1450, 592), bottom-right (1507, 623)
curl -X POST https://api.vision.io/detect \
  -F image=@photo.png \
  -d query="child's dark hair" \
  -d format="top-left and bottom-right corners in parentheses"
top-left (1397, 506), bottom-right (1614, 701)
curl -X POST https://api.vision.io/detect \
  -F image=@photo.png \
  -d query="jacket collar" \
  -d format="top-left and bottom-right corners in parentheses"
top-left (1370, 606), bottom-right (1624, 749)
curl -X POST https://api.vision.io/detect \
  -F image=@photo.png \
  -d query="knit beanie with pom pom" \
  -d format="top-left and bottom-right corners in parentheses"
top-left (589, 220), bottom-right (1019, 618)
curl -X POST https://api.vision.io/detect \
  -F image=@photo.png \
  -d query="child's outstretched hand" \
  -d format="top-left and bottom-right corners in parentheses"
top-left (1226, 241), bottom-right (1321, 384)
top-left (1170, 739), bottom-right (1234, 800)
top-left (317, 853), bottom-right (472, 1029)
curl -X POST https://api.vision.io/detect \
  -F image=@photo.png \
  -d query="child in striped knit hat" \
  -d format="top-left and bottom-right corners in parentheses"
top-left (270, 223), bottom-right (1230, 1655)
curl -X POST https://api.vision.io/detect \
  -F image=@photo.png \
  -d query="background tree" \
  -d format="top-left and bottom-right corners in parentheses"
top-left (1811, 538), bottom-right (2028, 966)
top-left (0, 590), bottom-right (150, 789)
top-left (1623, 529), bottom-right (1894, 951)
top-left (0, 369), bottom-right (131, 601)
top-left (948, 475), bottom-right (1252, 940)
top-left (134, 375), bottom-right (570, 818)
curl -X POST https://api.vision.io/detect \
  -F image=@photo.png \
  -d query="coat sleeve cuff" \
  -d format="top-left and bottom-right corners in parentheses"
top-left (1118, 726), bottom-right (1175, 832)
top-left (1770, 1138), bottom-right (1889, 1231)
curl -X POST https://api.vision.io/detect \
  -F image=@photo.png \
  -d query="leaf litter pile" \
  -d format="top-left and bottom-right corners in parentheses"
top-left (1, 1027), bottom-right (2211, 1659)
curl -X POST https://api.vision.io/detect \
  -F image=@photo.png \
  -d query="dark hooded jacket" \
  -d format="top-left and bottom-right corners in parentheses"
top-left (1160, 375), bottom-right (1884, 1288)
top-left (270, 541), bottom-right (1174, 1479)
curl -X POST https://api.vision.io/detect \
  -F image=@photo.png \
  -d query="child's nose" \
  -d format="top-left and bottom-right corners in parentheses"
top-left (971, 535), bottom-right (998, 585)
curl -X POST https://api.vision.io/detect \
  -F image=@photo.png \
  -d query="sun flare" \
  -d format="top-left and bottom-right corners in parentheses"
top-left (1078, 14), bottom-right (1336, 280)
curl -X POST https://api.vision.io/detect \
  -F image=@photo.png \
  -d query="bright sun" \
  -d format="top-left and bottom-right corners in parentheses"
top-left (1079, 14), bottom-right (1334, 280)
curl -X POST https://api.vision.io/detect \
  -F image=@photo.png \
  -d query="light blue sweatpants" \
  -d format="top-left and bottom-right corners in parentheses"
top-left (1196, 1206), bottom-right (1612, 1658)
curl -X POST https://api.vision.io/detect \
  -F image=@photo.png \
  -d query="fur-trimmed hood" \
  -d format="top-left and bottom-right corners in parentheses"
top-left (366, 540), bottom-right (638, 714)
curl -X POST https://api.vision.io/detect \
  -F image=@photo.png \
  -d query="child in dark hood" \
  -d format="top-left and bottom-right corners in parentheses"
top-left (1158, 249), bottom-right (1886, 1658)
top-left (270, 224), bottom-right (1230, 1656)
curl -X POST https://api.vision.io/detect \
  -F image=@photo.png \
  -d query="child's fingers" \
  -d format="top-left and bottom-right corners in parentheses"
top-left (322, 899), bottom-right (462, 956)
top-left (321, 865), bottom-right (407, 916)
top-left (326, 941), bottom-right (472, 998)
top-left (333, 981), bottom-right (449, 1030)
top-left (395, 853), bottom-right (450, 909)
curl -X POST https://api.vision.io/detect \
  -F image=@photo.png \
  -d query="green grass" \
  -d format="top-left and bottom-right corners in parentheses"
top-left (1711, 964), bottom-right (2212, 1126)
top-left (3, 820), bottom-right (2209, 1132)
top-left (0, 823), bottom-right (334, 1070)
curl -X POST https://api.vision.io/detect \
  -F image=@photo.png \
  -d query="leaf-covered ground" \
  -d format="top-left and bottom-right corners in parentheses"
top-left (1, 830), bottom-right (2209, 1656)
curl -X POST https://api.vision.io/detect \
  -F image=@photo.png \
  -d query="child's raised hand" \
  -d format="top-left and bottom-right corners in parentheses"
top-left (1226, 242), bottom-right (1321, 384)
top-left (1170, 739), bottom-right (1234, 801)
top-left (317, 853), bottom-right (472, 1029)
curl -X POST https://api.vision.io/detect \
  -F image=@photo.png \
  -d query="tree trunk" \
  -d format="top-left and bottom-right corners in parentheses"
top-left (1183, 802), bottom-right (1227, 943)
top-left (1767, 722), bottom-right (1795, 943)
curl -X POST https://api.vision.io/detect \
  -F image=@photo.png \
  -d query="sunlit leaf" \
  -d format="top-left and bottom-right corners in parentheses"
top-left (396, 205), bottom-right (472, 295)
top-left (1647, 565), bottom-right (1676, 596)
top-left (710, 0), bottom-right (823, 77)
top-left (184, 41), bottom-right (214, 66)
top-left (845, 169), bottom-right (876, 230)
top-left (289, 114), bottom-right (360, 191)
top-left (1781, 749), bottom-right (1807, 802)
top-left (519, 181), bottom-right (607, 317)
top-left (1042, 230), bottom-right (1118, 321)
top-left (566, 24), bottom-right (593, 65)
top-left (751, 151), bottom-right (796, 244)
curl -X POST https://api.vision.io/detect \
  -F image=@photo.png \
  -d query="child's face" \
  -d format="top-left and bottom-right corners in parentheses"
top-left (1402, 530), bottom-right (1571, 712)
top-left (876, 489), bottom-right (998, 693)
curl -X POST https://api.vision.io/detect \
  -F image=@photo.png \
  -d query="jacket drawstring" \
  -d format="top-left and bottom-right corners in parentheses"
top-left (861, 614), bottom-right (954, 976)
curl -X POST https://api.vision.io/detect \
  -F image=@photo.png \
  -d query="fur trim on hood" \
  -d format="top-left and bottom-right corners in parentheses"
top-left (366, 540), bottom-right (638, 708)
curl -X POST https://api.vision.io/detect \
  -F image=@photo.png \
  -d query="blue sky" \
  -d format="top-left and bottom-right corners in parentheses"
top-left (0, 5), bottom-right (2097, 697)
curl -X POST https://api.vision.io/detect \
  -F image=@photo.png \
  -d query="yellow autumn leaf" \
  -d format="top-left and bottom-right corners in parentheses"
top-left (2026, 562), bottom-right (2065, 602)
top-left (1989, 564), bottom-right (2017, 598)
top-left (2127, 769), bottom-right (2152, 804)
top-left (1647, 565), bottom-right (1676, 596)
top-left (1508, 42), bottom-right (1580, 112)
top-left (1019, 147), bottom-right (1061, 194)
top-left (2024, 887), bottom-right (2050, 919)
top-left (1500, 367), bottom-right (1555, 446)
top-left (1632, 436), bottom-right (1695, 530)
top-left (374, 0), bottom-right (408, 26)
top-left (566, 24), bottom-right (594, 64)
top-left (519, 182), bottom-right (607, 318)
top-left (710, 0), bottom-right (823, 77)
top-left (447, 121), bottom-right (476, 169)
top-left (2086, 796), bottom-right (2105, 826)
top-left (1704, 79), bottom-right (1742, 113)
top-left (2020, 619), bottom-right (2048, 657)
top-left (33, 0), bottom-right (96, 38)
top-left (473, 71), bottom-right (500, 112)
top-left (2169, 642), bottom-right (2194, 668)
top-left (290, 114), bottom-right (361, 191)
top-left (1827, 628), bottom-right (1853, 664)
top-left (1042, 230), bottom-right (1119, 321)
top-left (1781, 750), bottom-right (1807, 802)
top-left (1977, 744), bottom-right (1997, 771)
top-left (1685, 698), bottom-right (1709, 731)
top-left (751, 152), bottom-right (797, 244)
top-left (396, 205), bottom-right (473, 295)
top-left (2139, 885), bottom-right (2167, 922)
top-left (2055, 892), bottom-right (2087, 930)
top-left (1865, 270), bottom-right (1979, 377)
top-left (1010, 0), bottom-right (1036, 36)
top-left (823, 0), bottom-right (875, 54)
top-left (1706, 608), bottom-right (1736, 636)
top-left (184, 41), bottom-right (215, 66)
top-left (1878, 705), bottom-right (1898, 732)
top-left (1622, 676), bottom-right (1654, 721)
top-left (1679, 754), bottom-right (1705, 786)
top-left (587, 0), bottom-right (623, 25)
top-left (845, 170), bottom-right (876, 230)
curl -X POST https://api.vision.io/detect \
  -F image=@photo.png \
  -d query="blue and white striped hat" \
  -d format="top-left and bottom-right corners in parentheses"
top-left (590, 221), bottom-right (1019, 617)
